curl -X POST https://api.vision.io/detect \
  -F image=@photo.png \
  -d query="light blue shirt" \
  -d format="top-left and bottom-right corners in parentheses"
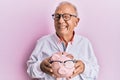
top-left (27, 33), bottom-right (99, 80)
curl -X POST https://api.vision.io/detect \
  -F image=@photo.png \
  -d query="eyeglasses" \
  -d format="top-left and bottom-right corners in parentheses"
top-left (52, 13), bottom-right (77, 21)
top-left (49, 60), bottom-right (76, 68)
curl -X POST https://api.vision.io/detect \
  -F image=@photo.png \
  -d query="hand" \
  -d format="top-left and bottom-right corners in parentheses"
top-left (40, 57), bottom-right (54, 76)
top-left (69, 60), bottom-right (85, 79)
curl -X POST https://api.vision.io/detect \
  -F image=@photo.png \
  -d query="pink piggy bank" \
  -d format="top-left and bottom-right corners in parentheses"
top-left (49, 52), bottom-right (76, 80)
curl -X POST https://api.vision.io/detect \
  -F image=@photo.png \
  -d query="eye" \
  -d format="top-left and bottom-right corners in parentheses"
top-left (55, 14), bottom-right (60, 18)
top-left (63, 14), bottom-right (70, 20)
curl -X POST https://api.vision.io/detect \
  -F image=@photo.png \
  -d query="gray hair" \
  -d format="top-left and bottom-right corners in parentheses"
top-left (55, 1), bottom-right (78, 16)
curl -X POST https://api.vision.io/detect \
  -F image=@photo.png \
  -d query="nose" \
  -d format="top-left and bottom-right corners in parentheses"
top-left (58, 15), bottom-right (65, 23)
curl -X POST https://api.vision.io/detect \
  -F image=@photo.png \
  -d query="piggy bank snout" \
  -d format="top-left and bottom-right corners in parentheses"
top-left (58, 66), bottom-right (68, 74)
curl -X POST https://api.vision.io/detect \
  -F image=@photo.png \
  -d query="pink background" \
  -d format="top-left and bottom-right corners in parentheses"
top-left (0, 0), bottom-right (120, 80)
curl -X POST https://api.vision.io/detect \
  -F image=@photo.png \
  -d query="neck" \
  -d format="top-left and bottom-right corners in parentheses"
top-left (56, 32), bottom-right (74, 44)
top-left (62, 33), bottom-right (73, 43)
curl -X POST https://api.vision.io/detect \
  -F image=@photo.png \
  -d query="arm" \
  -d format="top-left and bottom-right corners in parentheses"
top-left (27, 40), bottom-right (53, 79)
top-left (70, 40), bottom-right (99, 80)
top-left (27, 40), bottom-right (45, 79)
top-left (80, 41), bottom-right (99, 80)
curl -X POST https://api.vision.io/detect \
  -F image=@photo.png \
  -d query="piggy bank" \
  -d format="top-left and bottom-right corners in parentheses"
top-left (49, 52), bottom-right (75, 80)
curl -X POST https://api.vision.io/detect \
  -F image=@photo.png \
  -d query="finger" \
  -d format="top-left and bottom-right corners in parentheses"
top-left (41, 62), bottom-right (53, 72)
top-left (45, 66), bottom-right (53, 72)
top-left (69, 66), bottom-right (83, 79)
top-left (45, 62), bottom-right (52, 68)
top-left (69, 70), bottom-right (80, 79)
top-left (74, 65), bottom-right (84, 74)
top-left (44, 58), bottom-right (52, 68)
top-left (69, 60), bottom-right (85, 79)
top-left (41, 64), bottom-right (53, 75)
top-left (75, 60), bottom-right (84, 68)
top-left (40, 58), bottom-right (52, 72)
top-left (75, 61), bottom-right (85, 72)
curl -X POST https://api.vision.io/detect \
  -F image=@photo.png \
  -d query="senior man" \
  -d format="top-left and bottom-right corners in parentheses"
top-left (27, 1), bottom-right (99, 80)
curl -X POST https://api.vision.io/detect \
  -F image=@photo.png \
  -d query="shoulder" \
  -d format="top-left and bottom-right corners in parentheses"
top-left (37, 34), bottom-right (54, 43)
top-left (75, 34), bottom-right (90, 43)
top-left (75, 34), bottom-right (94, 49)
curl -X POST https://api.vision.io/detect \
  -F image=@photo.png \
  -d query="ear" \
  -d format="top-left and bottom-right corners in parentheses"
top-left (66, 54), bottom-right (74, 59)
top-left (51, 53), bottom-right (60, 60)
top-left (76, 18), bottom-right (80, 26)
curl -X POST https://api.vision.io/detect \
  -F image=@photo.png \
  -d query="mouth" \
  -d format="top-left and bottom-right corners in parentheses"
top-left (58, 25), bottom-right (68, 30)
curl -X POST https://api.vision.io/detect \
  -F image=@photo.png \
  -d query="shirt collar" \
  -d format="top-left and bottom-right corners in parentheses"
top-left (54, 32), bottom-right (75, 44)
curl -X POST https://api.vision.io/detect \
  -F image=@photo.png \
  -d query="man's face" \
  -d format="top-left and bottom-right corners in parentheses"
top-left (53, 4), bottom-right (79, 36)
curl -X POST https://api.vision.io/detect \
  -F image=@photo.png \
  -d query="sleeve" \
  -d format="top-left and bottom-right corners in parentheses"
top-left (80, 40), bottom-right (99, 80)
top-left (27, 40), bottom-right (46, 79)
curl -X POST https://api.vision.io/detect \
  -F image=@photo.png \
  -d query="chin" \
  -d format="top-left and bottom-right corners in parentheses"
top-left (58, 32), bottom-right (68, 36)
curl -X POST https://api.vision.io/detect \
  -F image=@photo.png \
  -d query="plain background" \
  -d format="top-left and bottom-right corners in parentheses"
top-left (0, 0), bottom-right (120, 80)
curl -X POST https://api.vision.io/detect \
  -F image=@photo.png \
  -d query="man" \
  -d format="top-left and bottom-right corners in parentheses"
top-left (27, 1), bottom-right (99, 80)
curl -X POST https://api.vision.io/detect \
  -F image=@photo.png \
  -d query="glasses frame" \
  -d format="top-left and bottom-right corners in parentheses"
top-left (49, 59), bottom-right (76, 68)
top-left (49, 59), bottom-right (76, 64)
top-left (52, 13), bottom-right (77, 21)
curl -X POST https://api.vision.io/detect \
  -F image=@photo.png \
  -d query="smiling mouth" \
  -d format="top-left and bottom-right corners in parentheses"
top-left (59, 26), bottom-right (66, 29)
top-left (58, 25), bottom-right (68, 30)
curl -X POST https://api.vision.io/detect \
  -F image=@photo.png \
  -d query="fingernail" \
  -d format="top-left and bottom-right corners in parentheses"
top-left (50, 69), bottom-right (53, 72)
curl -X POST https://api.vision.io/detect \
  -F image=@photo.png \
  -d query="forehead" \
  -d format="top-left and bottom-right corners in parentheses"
top-left (55, 4), bottom-right (76, 14)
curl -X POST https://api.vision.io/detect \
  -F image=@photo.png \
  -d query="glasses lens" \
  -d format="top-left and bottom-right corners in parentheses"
top-left (63, 14), bottom-right (71, 21)
top-left (64, 60), bottom-right (75, 68)
top-left (52, 13), bottom-right (76, 21)
top-left (52, 14), bottom-right (60, 20)
top-left (51, 62), bottom-right (60, 69)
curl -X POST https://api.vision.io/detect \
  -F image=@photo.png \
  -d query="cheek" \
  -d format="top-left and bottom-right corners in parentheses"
top-left (67, 20), bottom-right (76, 27)
top-left (54, 22), bottom-right (58, 30)
top-left (54, 21), bottom-right (56, 26)
top-left (54, 21), bottom-right (59, 28)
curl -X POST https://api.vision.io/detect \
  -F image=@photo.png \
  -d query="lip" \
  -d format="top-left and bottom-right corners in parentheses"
top-left (58, 25), bottom-right (68, 29)
top-left (59, 26), bottom-right (66, 29)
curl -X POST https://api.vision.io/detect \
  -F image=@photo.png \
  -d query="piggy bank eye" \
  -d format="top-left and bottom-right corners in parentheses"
top-left (64, 60), bottom-right (75, 68)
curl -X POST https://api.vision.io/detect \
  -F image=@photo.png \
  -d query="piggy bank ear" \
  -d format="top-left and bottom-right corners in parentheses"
top-left (66, 54), bottom-right (74, 59)
top-left (51, 54), bottom-right (60, 60)
top-left (57, 52), bottom-right (63, 56)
